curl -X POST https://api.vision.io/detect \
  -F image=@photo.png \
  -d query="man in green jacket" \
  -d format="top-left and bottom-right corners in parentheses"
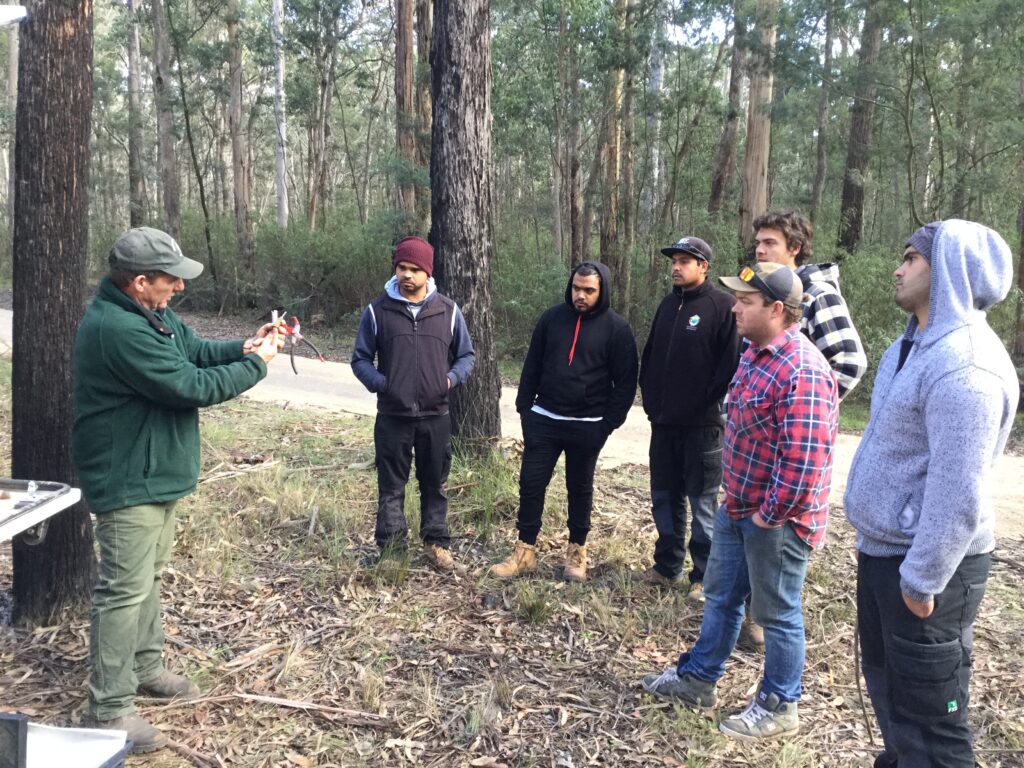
top-left (75, 227), bottom-right (281, 752)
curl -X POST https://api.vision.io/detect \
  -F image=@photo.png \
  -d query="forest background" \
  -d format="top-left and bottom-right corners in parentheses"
top-left (1, 0), bottom-right (1023, 408)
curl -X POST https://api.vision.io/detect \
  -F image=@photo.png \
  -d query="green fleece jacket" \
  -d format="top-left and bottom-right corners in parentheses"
top-left (72, 278), bottom-right (267, 513)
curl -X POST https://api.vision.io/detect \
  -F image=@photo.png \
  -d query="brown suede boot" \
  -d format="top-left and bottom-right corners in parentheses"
top-left (87, 713), bottom-right (168, 754)
top-left (562, 543), bottom-right (588, 582)
top-left (737, 614), bottom-right (765, 651)
top-left (489, 542), bottom-right (537, 578)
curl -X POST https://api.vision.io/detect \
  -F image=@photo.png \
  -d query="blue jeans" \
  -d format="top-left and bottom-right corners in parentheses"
top-left (677, 507), bottom-right (812, 702)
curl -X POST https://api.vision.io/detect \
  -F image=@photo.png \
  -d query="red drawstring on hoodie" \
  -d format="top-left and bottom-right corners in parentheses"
top-left (568, 315), bottom-right (582, 365)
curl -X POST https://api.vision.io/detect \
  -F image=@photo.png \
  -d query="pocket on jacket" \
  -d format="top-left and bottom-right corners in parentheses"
top-left (888, 634), bottom-right (966, 724)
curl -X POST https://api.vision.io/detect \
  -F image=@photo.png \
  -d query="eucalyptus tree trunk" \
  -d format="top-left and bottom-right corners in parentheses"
top-left (272, 0), bottom-right (289, 228)
top-left (7, 25), bottom-right (18, 260)
top-left (127, 0), bottom-right (147, 226)
top-left (739, 0), bottom-right (777, 255)
top-left (395, 0), bottom-right (417, 224)
top-left (641, 19), bottom-right (663, 239)
top-left (810, 0), bottom-right (833, 224)
top-left (599, 0), bottom-right (626, 307)
top-left (949, 35), bottom-right (975, 218)
top-left (566, 13), bottom-right (583, 267)
top-left (430, 0), bottom-right (500, 448)
top-left (414, 0), bottom-right (432, 229)
top-left (708, 0), bottom-right (745, 217)
top-left (151, 0), bottom-right (180, 238)
top-left (12, 0), bottom-right (96, 625)
top-left (837, 0), bottom-right (882, 253)
top-left (228, 0), bottom-right (254, 269)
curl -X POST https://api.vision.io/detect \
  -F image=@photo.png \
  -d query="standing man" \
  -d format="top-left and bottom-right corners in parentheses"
top-left (753, 209), bottom-right (866, 400)
top-left (490, 261), bottom-right (637, 582)
top-left (351, 236), bottom-right (475, 571)
top-left (845, 220), bottom-right (1018, 768)
top-left (639, 236), bottom-right (739, 599)
top-left (76, 228), bottom-right (282, 752)
top-left (642, 263), bottom-right (838, 742)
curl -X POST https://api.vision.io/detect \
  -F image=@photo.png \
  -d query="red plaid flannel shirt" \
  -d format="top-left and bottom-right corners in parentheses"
top-left (723, 326), bottom-right (838, 548)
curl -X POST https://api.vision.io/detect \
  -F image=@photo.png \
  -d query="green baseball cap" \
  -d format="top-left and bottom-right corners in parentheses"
top-left (108, 227), bottom-right (204, 280)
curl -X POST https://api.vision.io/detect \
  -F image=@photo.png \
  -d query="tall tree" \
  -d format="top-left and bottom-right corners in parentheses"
top-left (272, 0), bottom-right (289, 228)
top-left (6, 24), bottom-right (18, 258)
top-left (151, 0), bottom-right (180, 238)
top-left (708, 0), bottom-right (745, 217)
top-left (430, 0), bottom-right (500, 447)
top-left (395, 0), bottom-right (417, 223)
top-left (837, 0), bottom-right (882, 253)
top-left (599, 0), bottom-right (626, 307)
top-left (228, 0), bottom-right (254, 269)
top-left (126, 0), bottom-right (146, 226)
top-left (11, 0), bottom-right (96, 625)
top-left (810, 0), bottom-right (834, 224)
top-left (738, 0), bottom-right (777, 254)
top-left (414, 0), bottom-right (432, 228)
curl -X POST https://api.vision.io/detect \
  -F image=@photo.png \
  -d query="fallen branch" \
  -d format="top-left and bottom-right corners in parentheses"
top-left (235, 692), bottom-right (394, 729)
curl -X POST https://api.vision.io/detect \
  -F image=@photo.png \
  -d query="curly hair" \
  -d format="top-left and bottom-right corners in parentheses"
top-left (752, 210), bottom-right (813, 266)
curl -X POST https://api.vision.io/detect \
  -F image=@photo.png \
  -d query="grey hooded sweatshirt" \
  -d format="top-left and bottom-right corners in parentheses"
top-left (844, 220), bottom-right (1019, 602)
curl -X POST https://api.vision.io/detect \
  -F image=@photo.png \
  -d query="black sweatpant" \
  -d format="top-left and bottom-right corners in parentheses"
top-left (374, 413), bottom-right (452, 549)
top-left (857, 552), bottom-right (990, 768)
top-left (516, 410), bottom-right (607, 546)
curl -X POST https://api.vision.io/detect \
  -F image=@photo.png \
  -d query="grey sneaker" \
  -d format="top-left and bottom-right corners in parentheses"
top-left (641, 666), bottom-right (717, 707)
top-left (718, 687), bottom-right (799, 741)
top-left (88, 713), bottom-right (168, 754)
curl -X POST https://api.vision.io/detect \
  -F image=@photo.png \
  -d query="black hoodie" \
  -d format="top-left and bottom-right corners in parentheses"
top-left (515, 261), bottom-right (639, 431)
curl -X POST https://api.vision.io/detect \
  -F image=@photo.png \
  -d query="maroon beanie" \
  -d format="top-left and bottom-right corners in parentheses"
top-left (393, 236), bottom-right (434, 277)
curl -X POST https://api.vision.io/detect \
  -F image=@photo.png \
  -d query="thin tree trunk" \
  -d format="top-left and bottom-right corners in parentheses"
top-left (6, 25), bottom-right (18, 265)
top-left (127, 0), bottom-right (146, 227)
top-left (12, 0), bottom-right (96, 625)
top-left (620, 2), bottom-right (635, 322)
top-left (810, 0), bottom-right (833, 224)
top-left (566, 6), bottom-right (583, 267)
top-left (395, 0), bottom-right (416, 225)
top-left (272, 0), bottom-right (289, 227)
top-left (738, 0), bottom-right (777, 255)
top-left (640, 18), bottom-right (663, 238)
top-left (414, 0), bottom-right (432, 230)
top-left (151, 0), bottom-right (180, 238)
top-left (708, 0), bottom-right (745, 217)
top-left (949, 35), bottom-right (974, 217)
top-left (599, 0), bottom-right (625, 281)
top-left (228, 0), bottom-right (254, 270)
top-left (430, 0), bottom-right (500, 448)
top-left (837, 0), bottom-right (882, 253)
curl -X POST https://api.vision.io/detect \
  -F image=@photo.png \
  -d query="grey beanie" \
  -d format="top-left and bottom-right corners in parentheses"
top-left (906, 221), bottom-right (942, 263)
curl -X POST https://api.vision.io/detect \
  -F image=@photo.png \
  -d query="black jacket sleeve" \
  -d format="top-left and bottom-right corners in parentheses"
top-left (602, 320), bottom-right (639, 432)
top-left (516, 311), bottom-right (548, 414)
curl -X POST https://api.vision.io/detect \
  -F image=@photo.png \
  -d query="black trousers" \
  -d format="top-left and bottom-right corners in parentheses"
top-left (857, 552), bottom-right (990, 768)
top-left (374, 413), bottom-right (452, 549)
top-left (648, 424), bottom-right (723, 582)
top-left (516, 410), bottom-right (607, 546)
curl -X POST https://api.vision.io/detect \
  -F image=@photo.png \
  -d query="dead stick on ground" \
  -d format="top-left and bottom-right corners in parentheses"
top-left (167, 738), bottom-right (220, 768)
top-left (235, 692), bottom-right (394, 728)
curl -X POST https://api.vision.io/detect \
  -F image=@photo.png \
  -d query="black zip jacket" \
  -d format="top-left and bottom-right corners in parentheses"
top-left (516, 261), bottom-right (639, 431)
top-left (640, 280), bottom-right (739, 427)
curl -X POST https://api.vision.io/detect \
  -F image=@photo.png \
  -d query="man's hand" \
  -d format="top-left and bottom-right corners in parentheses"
top-left (243, 322), bottom-right (285, 354)
top-left (902, 592), bottom-right (934, 619)
top-left (253, 329), bottom-right (281, 364)
top-left (751, 513), bottom-right (775, 529)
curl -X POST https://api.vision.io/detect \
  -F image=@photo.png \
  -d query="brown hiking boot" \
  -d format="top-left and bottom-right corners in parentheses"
top-left (489, 542), bottom-right (537, 578)
top-left (563, 543), bottom-right (588, 581)
top-left (424, 543), bottom-right (455, 572)
top-left (687, 581), bottom-right (705, 603)
top-left (737, 614), bottom-right (765, 651)
top-left (88, 713), bottom-right (167, 754)
top-left (638, 566), bottom-right (684, 586)
top-left (138, 669), bottom-right (200, 700)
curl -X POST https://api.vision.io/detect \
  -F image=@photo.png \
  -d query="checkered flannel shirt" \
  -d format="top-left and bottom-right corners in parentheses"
top-left (723, 326), bottom-right (839, 549)
top-left (798, 271), bottom-right (867, 401)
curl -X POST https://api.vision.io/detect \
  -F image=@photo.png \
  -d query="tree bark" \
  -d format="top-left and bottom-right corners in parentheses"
top-left (272, 0), bottom-right (289, 228)
top-left (640, 17), bottom-right (663, 239)
top-left (6, 25), bottom-right (18, 264)
top-left (228, 0), bottom-right (254, 269)
top-left (395, 0), bottom-right (416, 224)
top-left (12, 0), bottom-right (96, 625)
top-left (414, 0), bottom-right (432, 229)
top-left (127, 0), bottom-right (146, 227)
top-left (708, 0), bottom-right (745, 217)
top-left (430, 0), bottom-right (500, 448)
top-left (151, 0), bottom-right (180, 238)
top-left (620, 2), bottom-right (635, 323)
top-left (949, 35), bottom-right (974, 218)
top-left (566, 11), bottom-right (583, 267)
top-left (837, 0), bottom-right (882, 253)
top-left (810, 0), bottom-right (833, 224)
top-left (738, 0), bottom-right (777, 255)
top-left (599, 0), bottom-right (627, 313)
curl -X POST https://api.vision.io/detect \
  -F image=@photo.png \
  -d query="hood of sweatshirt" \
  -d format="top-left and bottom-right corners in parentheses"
top-left (906, 219), bottom-right (1012, 347)
top-left (563, 260), bottom-right (612, 318)
top-left (385, 275), bottom-right (437, 305)
top-left (797, 262), bottom-right (841, 292)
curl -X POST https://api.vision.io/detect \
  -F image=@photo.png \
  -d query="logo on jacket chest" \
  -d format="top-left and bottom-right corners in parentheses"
top-left (686, 314), bottom-right (701, 331)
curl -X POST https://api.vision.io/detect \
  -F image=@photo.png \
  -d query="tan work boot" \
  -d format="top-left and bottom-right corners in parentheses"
top-left (138, 669), bottom-right (200, 700)
top-left (424, 543), bottom-right (455, 572)
top-left (737, 614), bottom-right (765, 651)
top-left (489, 542), bottom-right (536, 578)
top-left (563, 543), bottom-right (588, 582)
top-left (87, 713), bottom-right (167, 754)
